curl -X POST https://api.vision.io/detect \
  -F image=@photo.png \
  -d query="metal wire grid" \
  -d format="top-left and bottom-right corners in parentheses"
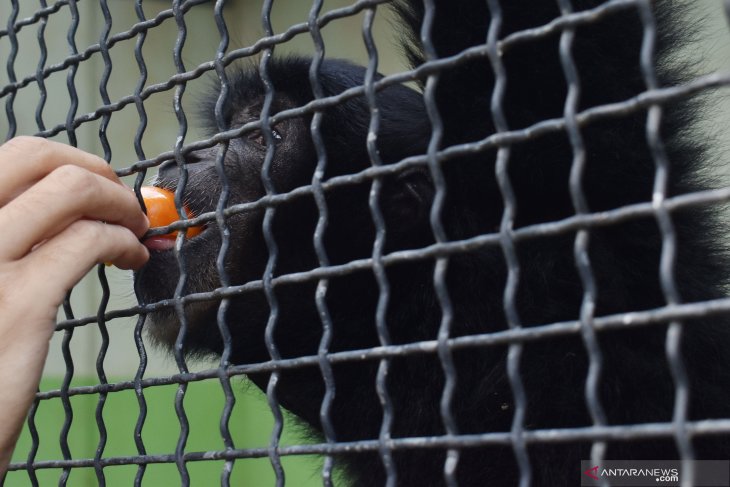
top-left (1, 0), bottom-right (730, 486)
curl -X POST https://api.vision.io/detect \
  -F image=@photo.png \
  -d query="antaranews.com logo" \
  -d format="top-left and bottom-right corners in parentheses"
top-left (580, 461), bottom-right (729, 486)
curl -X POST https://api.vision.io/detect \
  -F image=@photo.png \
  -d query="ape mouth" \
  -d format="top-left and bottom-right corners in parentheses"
top-left (142, 181), bottom-right (213, 251)
top-left (142, 226), bottom-right (210, 251)
top-left (141, 209), bottom-right (212, 252)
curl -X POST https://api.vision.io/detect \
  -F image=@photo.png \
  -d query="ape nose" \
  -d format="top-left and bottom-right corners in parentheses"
top-left (157, 159), bottom-right (179, 180)
top-left (185, 147), bottom-right (213, 165)
top-left (157, 148), bottom-right (212, 180)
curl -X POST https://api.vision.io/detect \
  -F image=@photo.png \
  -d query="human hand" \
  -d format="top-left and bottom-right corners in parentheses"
top-left (0, 137), bottom-right (149, 474)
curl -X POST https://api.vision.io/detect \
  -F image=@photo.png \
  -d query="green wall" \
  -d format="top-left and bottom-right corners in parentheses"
top-left (8, 379), bottom-right (322, 486)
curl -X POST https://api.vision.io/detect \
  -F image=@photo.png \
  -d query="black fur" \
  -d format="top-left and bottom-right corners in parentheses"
top-left (137, 1), bottom-right (730, 485)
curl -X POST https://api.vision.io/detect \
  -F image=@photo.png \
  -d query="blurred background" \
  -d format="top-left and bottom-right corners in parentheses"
top-left (1, 0), bottom-right (730, 485)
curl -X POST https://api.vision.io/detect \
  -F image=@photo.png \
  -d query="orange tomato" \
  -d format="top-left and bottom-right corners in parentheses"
top-left (141, 186), bottom-right (203, 239)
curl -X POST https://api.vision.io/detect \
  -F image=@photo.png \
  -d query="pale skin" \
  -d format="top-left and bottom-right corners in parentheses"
top-left (0, 136), bottom-right (149, 475)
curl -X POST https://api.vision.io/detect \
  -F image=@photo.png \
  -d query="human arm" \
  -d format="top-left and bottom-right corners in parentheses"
top-left (0, 136), bottom-right (149, 474)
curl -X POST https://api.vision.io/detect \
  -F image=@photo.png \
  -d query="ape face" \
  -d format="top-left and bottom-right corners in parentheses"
top-left (135, 100), bottom-right (312, 351)
top-left (135, 57), bottom-right (432, 361)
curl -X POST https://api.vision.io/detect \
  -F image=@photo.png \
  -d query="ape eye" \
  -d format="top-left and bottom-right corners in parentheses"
top-left (249, 128), bottom-right (282, 147)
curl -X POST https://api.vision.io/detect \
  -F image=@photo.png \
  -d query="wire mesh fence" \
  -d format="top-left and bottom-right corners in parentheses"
top-left (2, 0), bottom-right (730, 486)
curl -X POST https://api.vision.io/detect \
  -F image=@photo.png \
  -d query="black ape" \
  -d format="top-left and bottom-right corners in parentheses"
top-left (137, 0), bottom-right (730, 485)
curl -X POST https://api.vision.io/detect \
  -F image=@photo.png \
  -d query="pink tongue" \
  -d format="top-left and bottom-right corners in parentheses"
top-left (143, 236), bottom-right (176, 251)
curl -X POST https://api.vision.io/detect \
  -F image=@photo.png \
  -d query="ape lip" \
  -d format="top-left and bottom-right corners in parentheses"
top-left (143, 236), bottom-right (176, 251)
top-left (142, 225), bottom-right (208, 251)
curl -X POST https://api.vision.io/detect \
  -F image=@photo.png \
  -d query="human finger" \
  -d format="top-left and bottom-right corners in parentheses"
top-left (21, 220), bottom-right (149, 303)
top-left (0, 165), bottom-right (148, 260)
top-left (0, 136), bottom-right (123, 206)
